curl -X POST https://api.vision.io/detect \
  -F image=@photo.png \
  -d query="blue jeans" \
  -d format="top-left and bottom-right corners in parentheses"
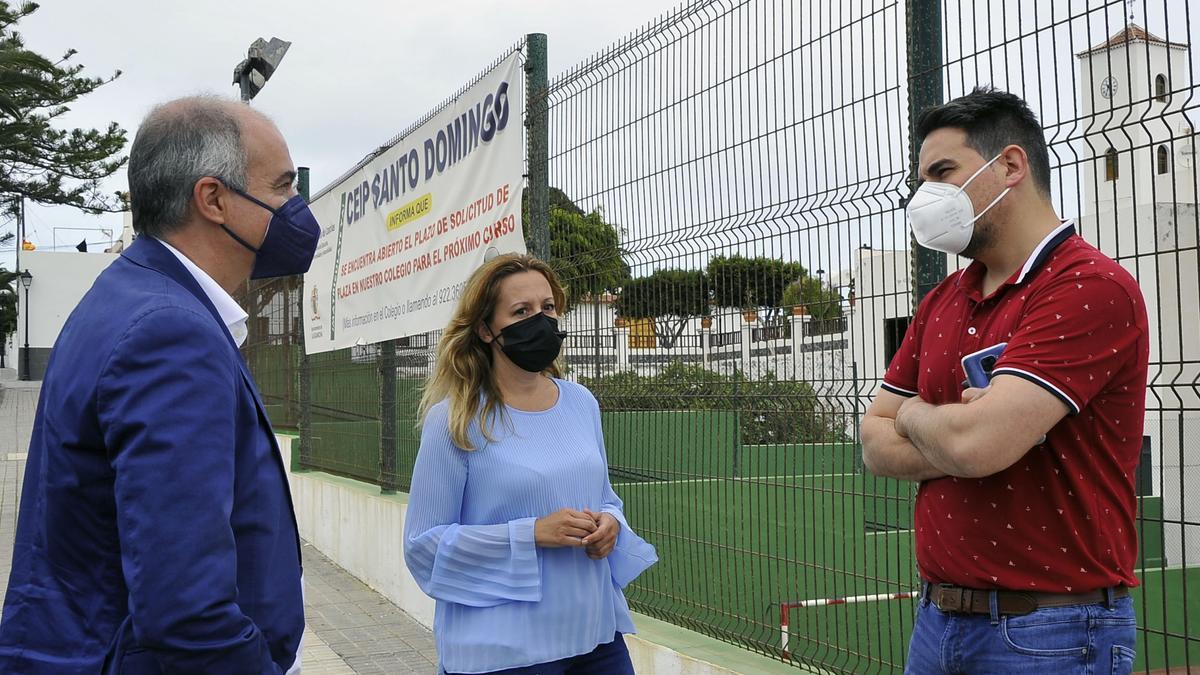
top-left (446, 633), bottom-right (634, 675)
top-left (905, 590), bottom-right (1137, 674)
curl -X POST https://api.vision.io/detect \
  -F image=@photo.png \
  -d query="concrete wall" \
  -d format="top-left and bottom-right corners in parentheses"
top-left (13, 250), bottom-right (119, 380)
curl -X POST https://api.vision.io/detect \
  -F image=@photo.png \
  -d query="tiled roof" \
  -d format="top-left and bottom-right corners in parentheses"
top-left (1076, 23), bottom-right (1189, 57)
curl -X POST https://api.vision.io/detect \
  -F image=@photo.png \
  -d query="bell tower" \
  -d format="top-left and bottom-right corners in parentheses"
top-left (1076, 23), bottom-right (1194, 214)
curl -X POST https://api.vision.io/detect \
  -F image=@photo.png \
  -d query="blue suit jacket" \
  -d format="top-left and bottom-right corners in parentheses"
top-left (0, 237), bottom-right (304, 673)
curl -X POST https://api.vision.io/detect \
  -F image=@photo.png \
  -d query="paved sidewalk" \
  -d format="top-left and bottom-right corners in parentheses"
top-left (0, 381), bottom-right (438, 674)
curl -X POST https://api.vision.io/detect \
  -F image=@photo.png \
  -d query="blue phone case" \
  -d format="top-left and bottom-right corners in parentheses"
top-left (961, 342), bottom-right (1007, 389)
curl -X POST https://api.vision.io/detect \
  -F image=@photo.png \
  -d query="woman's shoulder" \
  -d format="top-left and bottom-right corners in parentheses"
top-left (418, 399), bottom-right (479, 456)
top-left (424, 397), bottom-right (452, 424)
top-left (419, 399), bottom-right (457, 443)
top-left (553, 378), bottom-right (600, 410)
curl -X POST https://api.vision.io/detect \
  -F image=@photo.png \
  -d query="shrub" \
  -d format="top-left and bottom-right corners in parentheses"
top-left (582, 362), bottom-right (848, 444)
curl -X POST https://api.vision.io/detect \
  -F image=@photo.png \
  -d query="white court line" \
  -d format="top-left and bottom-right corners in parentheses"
top-left (866, 529), bottom-right (914, 536)
top-left (612, 472), bottom-right (857, 487)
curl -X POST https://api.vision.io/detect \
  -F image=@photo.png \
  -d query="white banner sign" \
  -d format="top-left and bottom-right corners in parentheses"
top-left (303, 52), bottom-right (525, 354)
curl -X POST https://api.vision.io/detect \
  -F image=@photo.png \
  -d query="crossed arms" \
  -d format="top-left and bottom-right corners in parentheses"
top-left (861, 375), bottom-right (1069, 481)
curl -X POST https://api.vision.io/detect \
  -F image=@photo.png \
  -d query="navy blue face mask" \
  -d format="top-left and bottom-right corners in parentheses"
top-left (220, 184), bottom-right (322, 279)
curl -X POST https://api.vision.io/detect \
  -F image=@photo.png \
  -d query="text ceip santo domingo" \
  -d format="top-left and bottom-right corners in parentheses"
top-left (339, 79), bottom-right (514, 229)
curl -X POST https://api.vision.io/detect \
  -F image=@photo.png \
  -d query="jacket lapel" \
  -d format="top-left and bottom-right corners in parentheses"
top-left (123, 237), bottom-right (302, 560)
top-left (121, 238), bottom-right (270, 413)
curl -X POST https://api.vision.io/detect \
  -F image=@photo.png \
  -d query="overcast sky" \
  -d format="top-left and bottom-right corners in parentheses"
top-left (0, 0), bottom-right (685, 267)
top-left (3, 0), bottom-right (1196, 279)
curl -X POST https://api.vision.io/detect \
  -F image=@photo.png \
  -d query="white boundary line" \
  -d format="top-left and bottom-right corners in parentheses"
top-left (866, 528), bottom-right (914, 536)
top-left (612, 472), bottom-right (857, 487)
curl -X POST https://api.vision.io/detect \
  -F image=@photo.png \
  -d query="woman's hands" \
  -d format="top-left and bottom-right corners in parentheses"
top-left (534, 508), bottom-right (620, 559)
top-left (534, 508), bottom-right (597, 547)
top-left (581, 509), bottom-right (619, 560)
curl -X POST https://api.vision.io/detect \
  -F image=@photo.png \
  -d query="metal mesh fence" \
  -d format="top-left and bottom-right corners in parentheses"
top-left (239, 277), bottom-right (300, 430)
top-left (237, 1), bottom-right (1200, 671)
top-left (546, 3), bottom-right (914, 669)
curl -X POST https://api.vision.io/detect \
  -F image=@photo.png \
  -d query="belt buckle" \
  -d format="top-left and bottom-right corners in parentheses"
top-left (937, 585), bottom-right (965, 612)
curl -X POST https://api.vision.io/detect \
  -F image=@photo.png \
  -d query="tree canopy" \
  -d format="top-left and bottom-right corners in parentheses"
top-left (612, 268), bottom-right (708, 348)
top-left (782, 275), bottom-right (844, 320)
top-left (707, 254), bottom-right (805, 314)
top-left (523, 187), bottom-right (630, 306)
top-left (0, 267), bottom-right (17, 347)
top-left (0, 1), bottom-right (127, 216)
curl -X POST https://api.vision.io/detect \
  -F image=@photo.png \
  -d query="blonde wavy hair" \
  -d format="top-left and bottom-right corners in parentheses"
top-left (418, 253), bottom-right (568, 450)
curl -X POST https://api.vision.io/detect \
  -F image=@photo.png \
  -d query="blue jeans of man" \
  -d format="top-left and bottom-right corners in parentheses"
top-left (905, 588), bottom-right (1137, 674)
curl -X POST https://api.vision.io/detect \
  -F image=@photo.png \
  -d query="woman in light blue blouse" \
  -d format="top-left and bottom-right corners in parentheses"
top-left (404, 253), bottom-right (658, 674)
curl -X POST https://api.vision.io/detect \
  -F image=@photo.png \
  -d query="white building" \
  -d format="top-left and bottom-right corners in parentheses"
top-left (10, 250), bottom-right (120, 380)
top-left (1075, 24), bottom-right (1200, 567)
top-left (558, 295), bottom-right (848, 390)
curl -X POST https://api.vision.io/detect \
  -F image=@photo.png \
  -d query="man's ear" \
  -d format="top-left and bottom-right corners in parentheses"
top-left (999, 144), bottom-right (1030, 189)
top-left (192, 177), bottom-right (229, 225)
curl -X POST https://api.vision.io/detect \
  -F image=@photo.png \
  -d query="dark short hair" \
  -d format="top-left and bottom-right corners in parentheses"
top-left (915, 87), bottom-right (1052, 196)
top-left (127, 97), bottom-right (249, 238)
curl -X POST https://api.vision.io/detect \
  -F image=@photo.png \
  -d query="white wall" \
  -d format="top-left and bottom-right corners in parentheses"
top-left (851, 248), bottom-right (903, 390)
top-left (14, 250), bottom-right (119, 355)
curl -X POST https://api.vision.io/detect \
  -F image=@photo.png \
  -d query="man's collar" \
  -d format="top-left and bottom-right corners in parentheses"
top-left (956, 220), bottom-right (1076, 298)
top-left (1014, 220), bottom-right (1076, 284)
top-left (155, 238), bottom-right (249, 345)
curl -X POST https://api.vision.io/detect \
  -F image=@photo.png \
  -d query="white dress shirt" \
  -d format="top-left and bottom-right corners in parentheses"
top-left (156, 239), bottom-right (250, 347)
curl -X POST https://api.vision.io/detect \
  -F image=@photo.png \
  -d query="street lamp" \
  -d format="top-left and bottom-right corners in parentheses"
top-left (232, 37), bottom-right (291, 103)
top-left (18, 270), bottom-right (31, 381)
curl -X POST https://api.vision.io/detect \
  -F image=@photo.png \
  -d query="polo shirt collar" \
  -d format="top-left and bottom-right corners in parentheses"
top-left (956, 220), bottom-right (1076, 300)
top-left (1014, 220), bottom-right (1076, 284)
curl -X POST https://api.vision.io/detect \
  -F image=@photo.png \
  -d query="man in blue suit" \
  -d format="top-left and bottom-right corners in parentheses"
top-left (0, 96), bottom-right (321, 673)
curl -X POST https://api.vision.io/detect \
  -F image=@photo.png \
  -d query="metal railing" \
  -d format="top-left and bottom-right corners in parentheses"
top-left (752, 323), bottom-right (790, 342)
top-left (709, 330), bottom-right (742, 348)
top-left (563, 331), bottom-right (618, 351)
top-left (804, 316), bottom-right (847, 337)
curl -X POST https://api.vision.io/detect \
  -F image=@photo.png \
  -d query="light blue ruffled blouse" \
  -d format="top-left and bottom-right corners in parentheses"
top-left (403, 379), bottom-right (658, 674)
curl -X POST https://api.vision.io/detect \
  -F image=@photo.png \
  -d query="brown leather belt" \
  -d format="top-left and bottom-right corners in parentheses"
top-left (925, 583), bottom-right (1129, 616)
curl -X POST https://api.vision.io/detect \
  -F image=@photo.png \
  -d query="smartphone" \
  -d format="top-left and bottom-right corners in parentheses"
top-left (961, 342), bottom-right (1007, 389)
top-left (961, 342), bottom-right (1047, 444)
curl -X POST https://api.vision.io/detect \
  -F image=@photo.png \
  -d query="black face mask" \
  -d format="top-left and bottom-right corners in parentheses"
top-left (489, 312), bottom-right (566, 373)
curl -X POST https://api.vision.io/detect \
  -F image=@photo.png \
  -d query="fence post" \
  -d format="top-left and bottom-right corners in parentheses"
top-left (740, 318), bottom-right (753, 375)
top-left (525, 33), bottom-right (550, 261)
top-left (907, 0), bottom-right (945, 306)
top-left (790, 312), bottom-right (805, 379)
top-left (379, 339), bottom-right (399, 494)
top-left (615, 326), bottom-right (631, 371)
top-left (296, 166), bottom-right (313, 472)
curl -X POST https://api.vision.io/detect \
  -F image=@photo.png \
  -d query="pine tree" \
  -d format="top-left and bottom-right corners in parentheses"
top-left (0, 1), bottom-right (126, 217)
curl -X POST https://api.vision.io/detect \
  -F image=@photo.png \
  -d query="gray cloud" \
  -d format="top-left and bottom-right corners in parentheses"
top-left (2, 0), bottom-right (683, 265)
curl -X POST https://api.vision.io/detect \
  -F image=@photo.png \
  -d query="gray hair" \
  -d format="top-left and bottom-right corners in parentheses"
top-left (127, 96), bottom-right (251, 238)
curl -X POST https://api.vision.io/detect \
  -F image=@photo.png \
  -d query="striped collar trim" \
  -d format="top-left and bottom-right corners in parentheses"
top-left (1014, 220), bottom-right (1076, 285)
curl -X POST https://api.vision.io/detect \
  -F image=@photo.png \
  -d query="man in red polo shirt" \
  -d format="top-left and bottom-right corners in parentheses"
top-left (862, 87), bottom-right (1148, 674)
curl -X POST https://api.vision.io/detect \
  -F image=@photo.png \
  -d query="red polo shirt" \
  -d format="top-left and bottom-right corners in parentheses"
top-left (882, 222), bottom-right (1149, 592)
